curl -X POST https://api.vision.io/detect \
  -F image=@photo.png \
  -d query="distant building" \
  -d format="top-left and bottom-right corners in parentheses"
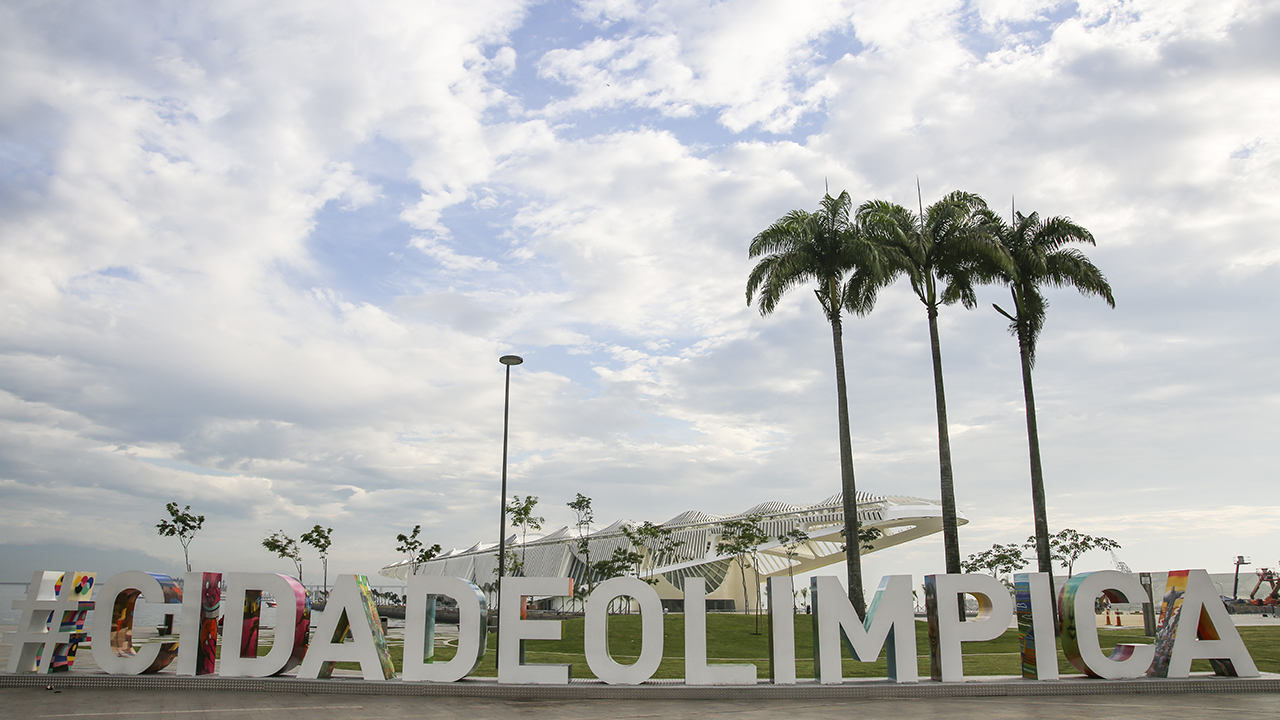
top-left (378, 492), bottom-right (962, 611)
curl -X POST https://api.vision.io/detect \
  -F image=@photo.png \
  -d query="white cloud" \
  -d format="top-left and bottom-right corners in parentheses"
top-left (0, 0), bottom-right (1276, 585)
top-left (538, 0), bottom-right (858, 132)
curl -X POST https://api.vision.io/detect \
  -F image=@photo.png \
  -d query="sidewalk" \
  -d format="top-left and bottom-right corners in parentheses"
top-left (1, 687), bottom-right (1274, 720)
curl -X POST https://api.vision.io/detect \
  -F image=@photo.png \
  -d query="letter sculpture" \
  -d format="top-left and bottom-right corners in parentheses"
top-left (767, 575), bottom-right (795, 684)
top-left (218, 573), bottom-right (310, 677)
top-left (90, 571), bottom-right (182, 675)
top-left (176, 572), bottom-right (222, 675)
top-left (403, 575), bottom-right (489, 682)
top-left (584, 576), bottom-right (664, 684)
top-left (497, 576), bottom-right (572, 684)
top-left (813, 574), bottom-right (917, 683)
top-left (1014, 572), bottom-right (1058, 680)
top-left (1060, 570), bottom-right (1154, 679)
top-left (297, 574), bottom-right (394, 680)
top-left (925, 573), bottom-right (1012, 682)
top-left (1150, 569), bottom-right (1258, 678)
top-left (4, 571), bottom-right (96, 674)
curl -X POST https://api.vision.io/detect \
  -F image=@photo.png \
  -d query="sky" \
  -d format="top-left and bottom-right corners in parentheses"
top-left (0, 0), bottom-right (1276, 588)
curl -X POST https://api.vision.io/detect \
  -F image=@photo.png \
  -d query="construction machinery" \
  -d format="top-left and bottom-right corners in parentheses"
top-left (1248, 566), bottom-right (1280, 605)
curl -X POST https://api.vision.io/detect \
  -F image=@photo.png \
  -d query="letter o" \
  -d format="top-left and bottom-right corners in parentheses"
top-left (584, 576), bottom-right (664, 685)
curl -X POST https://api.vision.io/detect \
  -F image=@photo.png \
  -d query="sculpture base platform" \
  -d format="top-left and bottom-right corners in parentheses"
top-left (3, 673), bottom-right (1278, 699)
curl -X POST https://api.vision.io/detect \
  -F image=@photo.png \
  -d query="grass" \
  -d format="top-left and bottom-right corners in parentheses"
top-left (335, 613), bottom-right (1280, 679)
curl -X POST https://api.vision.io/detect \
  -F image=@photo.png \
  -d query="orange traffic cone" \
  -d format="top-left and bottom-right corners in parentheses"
top-left (1105, 610), bottom-right (1112, 626)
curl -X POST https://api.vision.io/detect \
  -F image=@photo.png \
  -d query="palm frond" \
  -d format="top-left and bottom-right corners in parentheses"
top-left (1036, 216), bottom-right (1095, 252)
top-left (748, 210), bottom-right (815, 258)
top-left (746, 191), bottom-right (892, 319)
top-left (988, 209), bottom-right (1114, 363)
top-left (1042, 249), bottom-right (1115, 307)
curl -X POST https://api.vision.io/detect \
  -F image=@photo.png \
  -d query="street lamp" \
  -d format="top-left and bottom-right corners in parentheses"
top-left (495, 354), bottom-right (523, 660)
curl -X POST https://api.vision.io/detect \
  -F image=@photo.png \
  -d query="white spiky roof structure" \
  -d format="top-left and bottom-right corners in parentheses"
top-left (379, 492), bottom-right (962, 608)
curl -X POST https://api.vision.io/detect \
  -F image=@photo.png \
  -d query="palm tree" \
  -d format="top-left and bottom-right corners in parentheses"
top-left (747, 190), bottom-right (885, 616)
top-left (990, 209), bottom-right (1114, 582)
top-left (857, 189), bottom-right (1008, 575)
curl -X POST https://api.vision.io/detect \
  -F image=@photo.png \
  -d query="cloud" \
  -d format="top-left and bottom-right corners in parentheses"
top-left (0, 0), bottom-right (1276, 585)
top-left (538, 0), bottom-right (857, 133)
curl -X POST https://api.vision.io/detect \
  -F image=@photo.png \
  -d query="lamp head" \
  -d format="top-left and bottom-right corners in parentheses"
top-left (499, 355), bottom-right (524, 366)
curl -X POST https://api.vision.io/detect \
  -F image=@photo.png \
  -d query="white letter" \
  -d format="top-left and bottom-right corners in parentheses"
top-left (219, 573), bottom-right (308, 677)
top-left (5, 571), bottom-right (96, 674)
top-left (175, 572), bottom-right (221, 676)
top-left (584, 576), bottom-right (663, 685)
top-left (1060, 570), bottom-right (1153, 679)
top-left (403, 576), bottom-right (488, 682)
top-left (91, 571), bottom-right (182, 675)
top-left (925, 573), bottom-right (1012, 682)
top-left (1160, 569), bottom-right (1258, 678)
top-left (684, 577), bottom-right (754, 685)
top-left (767, 576), bottom-right (795, 684)
top-left (1013, 572), bottom-right (1058, 680)
top-left (297, 574), bottom-right (394, 680)
top-left (814, 575), bottom-right (918, 684)
top-left (497, 577), bottom-right (571, 684)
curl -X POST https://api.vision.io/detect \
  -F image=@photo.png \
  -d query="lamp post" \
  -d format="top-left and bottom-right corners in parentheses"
top-left (495, 354), bottom-right (523, 662)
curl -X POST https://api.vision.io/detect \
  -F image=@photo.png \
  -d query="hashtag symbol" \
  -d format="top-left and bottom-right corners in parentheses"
top-left (4, 570), bottom-right (96, 674)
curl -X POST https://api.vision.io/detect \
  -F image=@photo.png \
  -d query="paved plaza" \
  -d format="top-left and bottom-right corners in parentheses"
top-left (1, 687), bottom-right (1277, 720)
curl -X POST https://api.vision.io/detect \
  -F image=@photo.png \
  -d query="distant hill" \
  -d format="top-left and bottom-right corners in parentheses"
top-left (0, 542), bottom-right (180, 583)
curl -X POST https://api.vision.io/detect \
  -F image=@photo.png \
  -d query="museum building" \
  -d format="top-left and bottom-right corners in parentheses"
top-left (378, 492), bottom-right (962, 612)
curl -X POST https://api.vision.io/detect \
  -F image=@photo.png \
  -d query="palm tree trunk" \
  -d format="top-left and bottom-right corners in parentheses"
top-left (831, 311), bottom-right (867, 616)
top-left (1019, 327), bottom-right (1052, 577)
top-left (927, 304), bottom-right (961, 576)
top-left (1018, 320), bottom-right (1059, 633)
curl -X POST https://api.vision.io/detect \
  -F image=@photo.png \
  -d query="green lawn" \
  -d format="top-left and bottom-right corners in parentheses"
top-left (363, 614), bottom-right (1280, 679)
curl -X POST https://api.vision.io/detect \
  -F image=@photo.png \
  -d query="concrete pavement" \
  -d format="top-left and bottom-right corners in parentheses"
top-left (2, 688), bottom-right (1278, 720)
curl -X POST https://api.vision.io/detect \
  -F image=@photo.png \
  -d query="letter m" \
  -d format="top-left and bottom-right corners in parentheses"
top-left (812, 575), bottom-right (917, 683)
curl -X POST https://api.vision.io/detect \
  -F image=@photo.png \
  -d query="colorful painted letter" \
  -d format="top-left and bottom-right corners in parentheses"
top-left (296, 574), bottom-right (393, 681)
top-left (1060, 570), bottom-right (1153, 679)
top-left (1149, 569), bottom-right (1258, 678)
top-left (90, 571), bottom-right (182, 675)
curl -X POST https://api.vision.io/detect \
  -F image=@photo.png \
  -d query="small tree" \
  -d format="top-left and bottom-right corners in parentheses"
top-left (839, 525), bottom-right (884, 554)
top-left (157, 502), bottom-right (205, 572)
top-left (716, 514), bottom-right (769, 633)
top-left (589, 544), bottom-right (643, 613)
top-left (778, 527), bottom-right (810, 609)
top-left (396, 524), bottom-right (442, 577)
top-left (572, 582), bottom-right (591, 613)
top-left (622, 521), bottom-right (684, 585)
top-left (263, 530), bottom-right (303, 581)
top-left (507, 495), bottom-right (544, 571)
top-left (300, 525), bottom-right (333, 593)
top-left (961, 543), bottom-right (1027, 587)
top-left (497, 549), bottom-right (522, 578)
top-left (591, 546), bottom-right (638, 585)
top-left (1026, 529), bottom-right (1120, 578)
top-left (567, 493), bottom-right (595, 600)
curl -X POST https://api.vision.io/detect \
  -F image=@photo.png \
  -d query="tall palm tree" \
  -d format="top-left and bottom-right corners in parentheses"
top-left (990, 209), bottom-right (1114, 582)
top-left (747, 190), bottom-right (885, 616)
top-left (857, 190), bottom-right (1008, 575)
